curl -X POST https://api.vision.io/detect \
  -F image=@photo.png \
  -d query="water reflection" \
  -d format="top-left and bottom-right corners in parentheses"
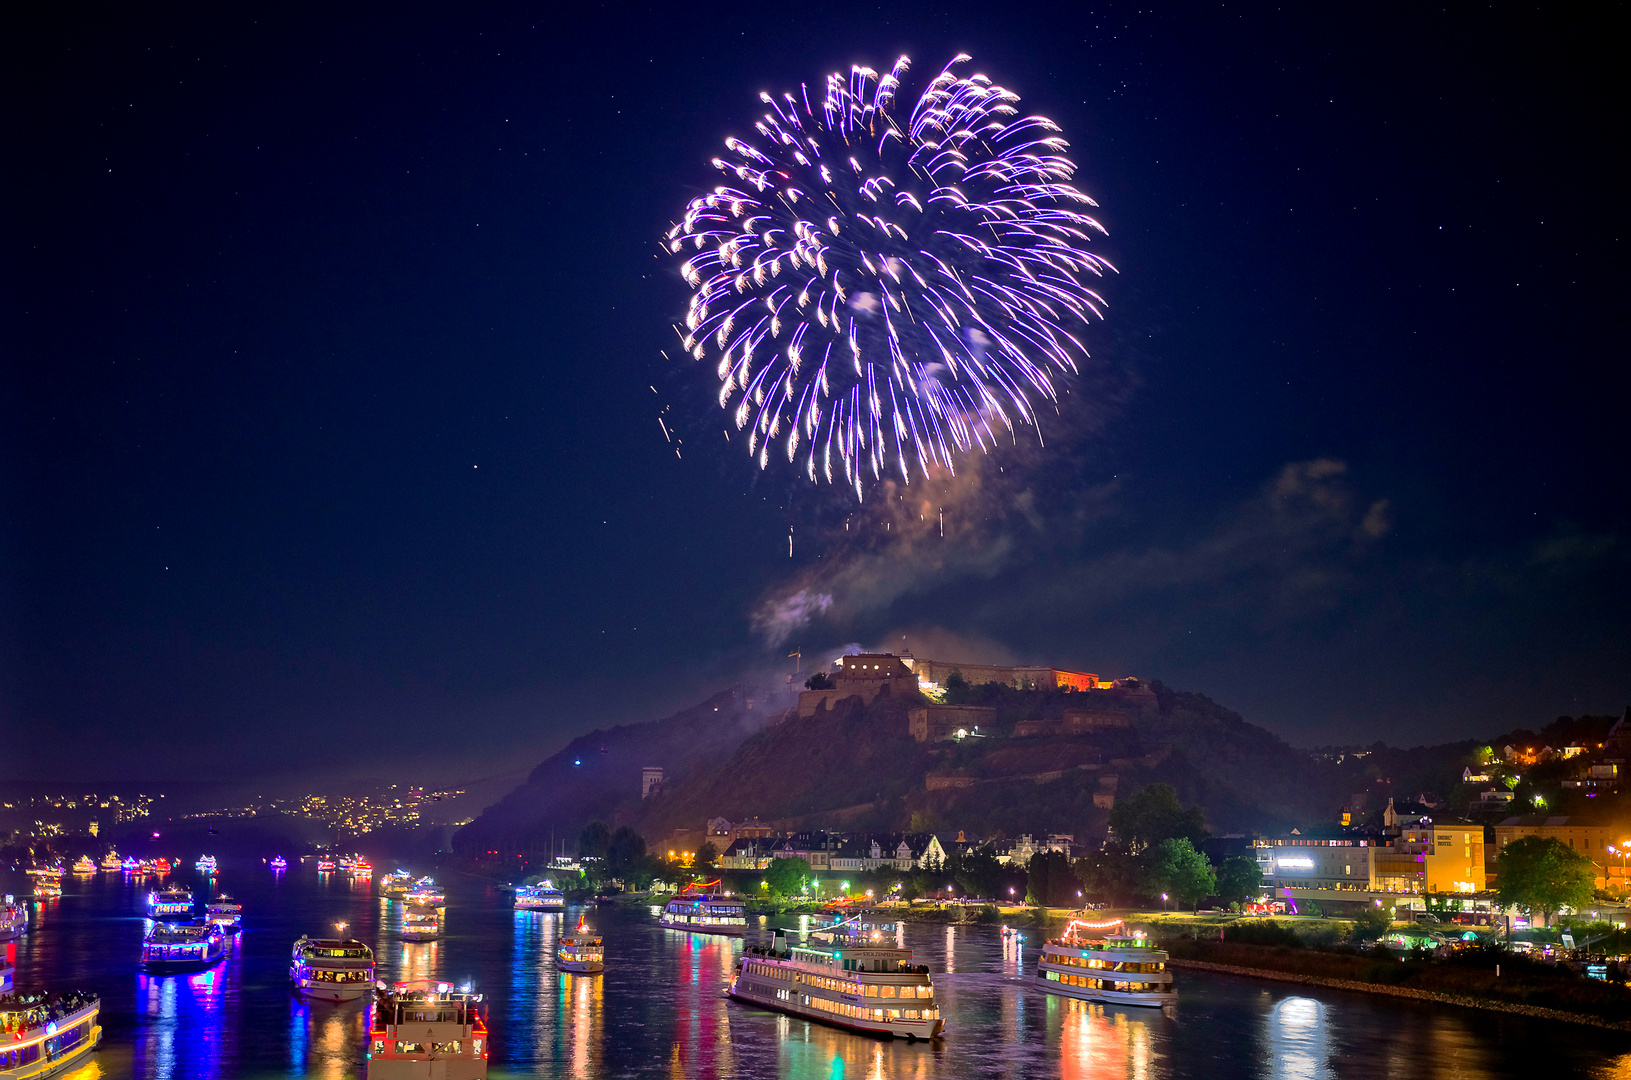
top-left (561, 970), bottom-right (603, 1078)
top-left (133, 943), bottom-right (236, 1080)
top-left (1052, 996), bottom-right (1156, 1080)
top-left (1267, 996), bottom-right (1328, 1079)
top-left (288, 995), bottom-right (369, 1080)
top-left (664, 930), bottom-right (739, 1078)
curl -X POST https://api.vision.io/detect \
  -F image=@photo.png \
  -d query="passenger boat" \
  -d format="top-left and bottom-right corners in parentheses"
top-left (729, 919), bottom-right (943, 1039)
top-left (146, 884), bottom-right (192, 920)
top-left (206, 895), bottom-right (243, 931)
top-left (99, 852), bottom-right (123, 872)
top-left (367, 980), bottom-right (488, 1078)
top-left (659, 881), bottom-right (747, 936)
top-left (155, 857), bottom-right (171, 875)
top-left (270, 855), bottom-right (288, 871)
top-left (0, 898), bottom-right (28, 943)
top-left (120, 857), bottom-right (139, 873)
top-left (405, 882), bottom-right (445, 907)
top-left (316, 857), bottom-right (336, 872)
top-left (401, 904), bottom-right (441, 943)
top-left (513, 882), bottom-right (565, 912)
top-left (1032, 918), bottom-right (1175, 1008)
top-left (140, 921), bottom-right (228, 973)
top-left (351, 859), bottom-right (373, 876)
top-left (556, 917), bottom-right (603, 973)
top-left (290, 937), bottom-right (375, 1002)
top-left (72, 856), bottom-right (97, 875)
top-left (378, 870), bottom-right (413, 897)
top-left (0, 956), bottom-right (101, 1080)
top-left (195, 855), bottom-right (218, 874)
top-left (31, 876), bottom-right (62, 901)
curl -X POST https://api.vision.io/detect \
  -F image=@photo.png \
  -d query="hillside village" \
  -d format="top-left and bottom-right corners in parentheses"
top-left (458, 650), bottom-right (1631, 919)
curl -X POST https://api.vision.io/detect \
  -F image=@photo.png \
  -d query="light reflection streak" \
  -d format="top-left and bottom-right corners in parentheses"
top-left (1268, 996), bottom-right (1329, 1079)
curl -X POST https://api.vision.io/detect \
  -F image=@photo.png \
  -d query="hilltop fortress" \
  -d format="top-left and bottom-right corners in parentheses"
top-left (796, 650), bottom-right (1155, 741)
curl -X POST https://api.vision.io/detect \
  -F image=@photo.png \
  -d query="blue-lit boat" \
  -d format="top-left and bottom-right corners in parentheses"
top-left (269, 855), bottom-right (287, 871)
top-left (514, 881), bottom-right (565, 912)
top-left (0, 953), bottom-right (100, 1076)
top-left (194, 855), bottom-right (218, 874)
top-left (140, 921), bottom-right (227, 973)
top-left (146, 884), bottom-right (192, 920)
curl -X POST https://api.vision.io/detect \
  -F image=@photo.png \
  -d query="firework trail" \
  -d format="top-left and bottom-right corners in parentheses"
top-left (667, 54), bottom-right (1114, 499)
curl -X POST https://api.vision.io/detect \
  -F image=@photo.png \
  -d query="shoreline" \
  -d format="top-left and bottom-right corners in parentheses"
top-left (1169, 957), bottom-right (1631, 1033)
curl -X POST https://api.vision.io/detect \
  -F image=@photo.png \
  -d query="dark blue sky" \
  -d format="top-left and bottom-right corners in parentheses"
top-left (5, 3), bottom-right (1625, 781)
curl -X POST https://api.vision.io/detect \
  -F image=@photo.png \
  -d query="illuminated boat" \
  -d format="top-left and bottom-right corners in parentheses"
top-left (317, 857), bottom-right (336, 872)
top-left (1032, 918), bottom-right (1175, 1008)
top-left (195, 855), bottom-right (218, 874)
top-left (351, 859), bottom-right (373, 875)
top-left (155, 858), bottom-right (171, 875)
top-left (120, 858), bottom-right (139, 873)
top-left (72, 856), bottom-right (97, 875)
top-left (0, 957), bottom-right (101, 1078)
top-left (31, 876), bottom-right (62, 901)
top-left (404, 882), bottom-right (444, 907)
top-left (338, 856), bottom-right (355, 870)
top-left (290, 936), bottom-right (374, 1002)
top-left (140, 921), bottom-right (227, 973)
top-left (400, 904), bottom-right (441, 943)
top-left (513, 882), bottom-right (565, 912)
top-left (270, 855), bottom-right (287, 871)
top-left (378, 870), bottom-right (413, 897)
top-left (659, 881), bottom-right (746, 936)
top-left (147, 884), bottom-right (192, 920)
top-left (368, 980), bottom-right (488, 1078)
top-left (206, 895), bottom-right (243, 931)
top-left (556, 917), bottom-right (603, 973)
top-left (729, 919), bottom-right (943, 1039)
top-left (99, 852), bottom-right (122, 871)
top-left (0, 898), bottom-right (28, 943)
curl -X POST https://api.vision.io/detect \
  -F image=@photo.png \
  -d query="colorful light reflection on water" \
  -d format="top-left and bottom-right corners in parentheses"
top-left (5, 866), bottom-right (1631, 1078)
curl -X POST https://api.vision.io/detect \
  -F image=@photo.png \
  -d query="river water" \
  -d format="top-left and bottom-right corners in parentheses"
top-left (5, 863), bottom-right (1631, 1078)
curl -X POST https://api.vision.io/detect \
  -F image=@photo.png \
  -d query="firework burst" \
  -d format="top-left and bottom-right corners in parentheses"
top-left (667, 54), bottom-right (1113, 499)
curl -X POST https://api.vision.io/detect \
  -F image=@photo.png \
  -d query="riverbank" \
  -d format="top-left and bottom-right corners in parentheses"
top-left (1164, 938), bottom-right (1631, 1031)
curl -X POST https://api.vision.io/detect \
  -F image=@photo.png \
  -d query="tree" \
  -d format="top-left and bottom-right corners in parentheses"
top-left (1026, 850), bottom-right (1082, 907)
top-left (804, 672), bottom-right (834, 690)
top-left (604, 825), bottom-right (648, 883)
top-left (578, 820), bottom-right (611, 861)
top-left (1074, 848), bottom-right (1146, 907)
top-left (1497, 835), bottom-right (1596, 926)
top-left (954, 845), bottom-right (1005, 900)
top-left (695, 841), bottom-right (719, 872)
top-left (1108, 784), bottom-right (1207, 853)
top-left (1353, 903), bottom-right (1393, 941)
top-left (764, 856), bottom-right (812, 897)
top-left (1149, 839), bottom-right (1216, 911)
top-left (945, 669), bottom-right (968, 692)
top-left (1214, 856), bottom-right (1263, 907)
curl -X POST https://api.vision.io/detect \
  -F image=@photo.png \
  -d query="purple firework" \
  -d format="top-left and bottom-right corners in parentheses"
top-left (667, 54), bottom-right (1113, 498)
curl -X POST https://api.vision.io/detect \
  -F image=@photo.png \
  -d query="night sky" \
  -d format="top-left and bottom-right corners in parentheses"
top-left (6, 3), bottom-right (1625, 782)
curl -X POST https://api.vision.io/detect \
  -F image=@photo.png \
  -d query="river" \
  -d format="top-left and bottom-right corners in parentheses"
top-left (5, 863), bottom-right (1630, 1078)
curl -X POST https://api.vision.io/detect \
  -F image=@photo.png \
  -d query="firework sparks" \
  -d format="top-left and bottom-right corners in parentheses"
top-left (667, 54), bottom-right (1114, 499)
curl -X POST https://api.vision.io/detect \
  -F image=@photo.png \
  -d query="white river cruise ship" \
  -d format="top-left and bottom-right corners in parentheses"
top-left (1033, 918), bottom-right (1175, 1008)
top-left (367, 980), bottom-right (488, 1079)
top-left (658, 881), bottom-right (747, 936)
top-left (290, 936), bottom-right (375, 1002)
top-left (729, 919), bottom-right (944, 1040)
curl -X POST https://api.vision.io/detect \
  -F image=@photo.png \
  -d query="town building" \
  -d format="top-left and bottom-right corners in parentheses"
top-left (641, 766), bottom-right (664, 799)
top-left (908, 704), bottom-right (997, 743)
top-left (1493, 815), bottom-right (1621, 890)
top-left (796, 653), bottom-right (920, 717)
top-left (904, 657), bottom-right (1101, 694)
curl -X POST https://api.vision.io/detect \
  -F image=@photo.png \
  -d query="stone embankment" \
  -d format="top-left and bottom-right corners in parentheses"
top-left (1168, 957), bottom-right (1631, 1032)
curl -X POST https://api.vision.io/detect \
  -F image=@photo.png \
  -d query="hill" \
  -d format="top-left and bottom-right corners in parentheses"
top-left (630, 682), bottom-right (1355, 843)
top-left (453, 684), bottom-right (791, 856)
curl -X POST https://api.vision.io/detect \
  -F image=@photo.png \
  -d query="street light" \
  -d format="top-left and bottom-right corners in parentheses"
top-left (1162, 893), bottom-right (1169, 911)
